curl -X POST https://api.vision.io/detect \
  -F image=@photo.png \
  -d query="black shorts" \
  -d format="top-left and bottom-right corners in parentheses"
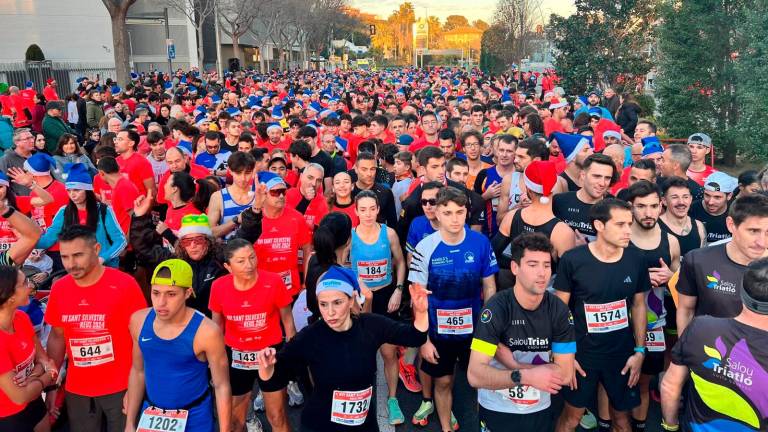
top-left (227, 344), bottom-right (285, 395)
top-left (371, 281), bottom-right (399, 319)
top-left (0, 396), bottom-right (46, 432)
top-left (479, 405), bottom-right (553, 432)
top-left (419, 338), bottom-right (471, 378)
top-left (641, 350), bottom-right (666, 376)
top-left (562, 361), bottom-right (640, 412)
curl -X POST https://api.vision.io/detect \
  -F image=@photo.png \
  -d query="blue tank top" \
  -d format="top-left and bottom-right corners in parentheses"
top-left (139, 309), bottom-right (213, 432)
top-left (483, 166), bottom-right (505, 234)
top-left (221, 187), bottom-right (253, 224)
top-left (350, 224), bottom-right (393, 289)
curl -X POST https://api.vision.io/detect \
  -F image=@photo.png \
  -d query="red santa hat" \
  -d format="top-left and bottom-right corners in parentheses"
top-left (524, 160), bottom-right (557, 204)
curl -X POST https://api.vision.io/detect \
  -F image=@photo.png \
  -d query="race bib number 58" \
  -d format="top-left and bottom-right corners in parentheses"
top-left (496, 385), bottom-right (541, 407)
top-left (331, 387), bottom-right (372, 426)
top-left (584, 299), bottom-right (628, 333)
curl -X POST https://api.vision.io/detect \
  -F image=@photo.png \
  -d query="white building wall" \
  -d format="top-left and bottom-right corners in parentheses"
top-left (0, 0), bottom-right (114, 63)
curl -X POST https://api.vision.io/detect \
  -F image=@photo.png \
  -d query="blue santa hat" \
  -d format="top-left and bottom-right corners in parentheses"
top-left (110, 85), bottom-right (121, 94)
top-left (225, 107), bottom-right (242, 117)
top-left (194, 113), bottom-right (209, 126)
top-left (76, 77), bottom-right (88, 84)
top-left (641, 137), bottom-right (663, 156)
top-left (266, 123), bottom-right (282, 133)
top-left (24, 153), bottom-right (57, 176)
top-left (334, 136), bottom-right (348, 152)
top-left (574, 96), bottom-right (587, 107)
top-left (553, 133), bottom-right (593, 164)
top-left (187, 85), bottom-right (198, 94)
top-left (272, 104), bottom-right (284, 119)
top-left (317, 266), bottom-right (360, 297)
top-left (588, 107), bottom-right (602, 118)
top-left (25, 81), bottom-right (34, 89)
top-left (307, 102), bottom-right (323, 113)
top-left (64, 163), bottom-right (93, 191)
top-left (130, 72), bottom-right (139, 81)
top-left (210, 94), bottom-right (222, 104)
top-left (163, 81), bottom-right (173, 90)
top-left (501, 88), bottom-right (512, 104)
top-left (180, 76), bottom-right (188, 85)
top-left (0, 171), bottom-right (9, 188)
top-left (177, 140), bottom-right (194, 156)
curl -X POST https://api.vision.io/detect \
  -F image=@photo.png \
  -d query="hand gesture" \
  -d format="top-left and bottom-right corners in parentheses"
top-left (257, 347), bottom-right (278, 381)
top-left (409, 283), bottom-right (430, 316)
top-left (525, 364), bottom-right (564, 394)
top-left (8, 167), bottom-right (34, 188)
top-left (156, 221), bottom-right (168, 234)
top-left (252, 183), bottom-right (267, 211)
top-left (133, 190), bottom-right (153, 217)
top-left (420, 338), bottom-right (440, 365)
top-left (570, 360), bottom-right (587, 390)
top-left (649, 258), bottom-right (673, 287)
top-left (483, 182), bottom-right (502, 200)
top-left (621, 352), bottom-right (644, 388)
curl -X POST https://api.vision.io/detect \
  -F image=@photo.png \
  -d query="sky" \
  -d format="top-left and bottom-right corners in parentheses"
top-left (349, 0), bottom-right (576, 24)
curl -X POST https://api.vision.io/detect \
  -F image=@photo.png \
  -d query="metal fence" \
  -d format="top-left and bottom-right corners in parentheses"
top-left (0, 61), bottom-right (116, 97)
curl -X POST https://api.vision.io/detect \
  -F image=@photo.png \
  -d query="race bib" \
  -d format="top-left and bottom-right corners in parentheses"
top-left (584, 300), bottom-right (628, 333)
top-left (645, 329), bottom-right (666, 352)
top-left (137, 407), bottom-right (188, 432)
top-left (436, 308), bottom-right (473, 335)
top-left (357, 259), bottom-right (388, 285)
top-left (279, 270), bottom-right (292, 290)
top-left (231, 348), bottom-right (259, 370)
top-left (69, 335), bottom-right (115, 367)
top-left (0, 238), bottom-right (14, 251)
top-left (330, 387), bottom-right (372, 426)
top-left (491, 197), bottom-right (500, 212)
top-left (496, 385), bottom-right (541, 407)
top-left (13, 352), bottom-right (35, 382)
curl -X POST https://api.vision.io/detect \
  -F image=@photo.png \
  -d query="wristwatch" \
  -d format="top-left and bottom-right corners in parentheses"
top-left (510, 369), bottom-right (522, 387)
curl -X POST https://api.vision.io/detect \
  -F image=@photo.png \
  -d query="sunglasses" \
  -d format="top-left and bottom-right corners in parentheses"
top-left (180, 236), bottom-right (207, 248)
top-left (269, 188), bottom-right (287, 197)
top-left (421, 198), bottom-right (437, 207)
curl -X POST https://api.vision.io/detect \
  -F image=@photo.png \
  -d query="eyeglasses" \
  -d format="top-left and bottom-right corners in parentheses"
top-left (180, 236), bottom-right (207, 248)
top-left (420, 198), bottom-right (437, 207)
top-left (464, 141), bottom-right (480, 148)
top-left (268, 188), bottom-right (287, 197)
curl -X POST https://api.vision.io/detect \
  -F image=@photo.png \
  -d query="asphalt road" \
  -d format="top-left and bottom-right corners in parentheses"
top-left (252, 354), bottom-right (664, 432)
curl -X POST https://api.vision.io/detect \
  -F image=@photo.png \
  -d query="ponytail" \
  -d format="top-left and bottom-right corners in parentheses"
top-left (313, 212), bottom-right (352, 267)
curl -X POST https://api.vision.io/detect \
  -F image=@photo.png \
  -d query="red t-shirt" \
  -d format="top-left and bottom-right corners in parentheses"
top-left (331, 202), bottom-right (359, 227)
top-left (343, 133), bottom-right (367, 168)
top-left (687, 165), bottom-right (717, 186)
top-left (110, 177), bottom-right (141, 235)
top-left (285, 188), bottom-right (328, 230)
top-left (0, 311), bottom-right (36, 416)
top-left (208, 271), bottom-right (292, 351)
top-left (165, 202), bottom-right (199, 233)
top-left (0, 198), bottom-right (32, 251)
top-left (156, 164), bottom-right (210, 204)
top-left (94, 175), bottom-right (112, 203)
top-left (31, 180), bottom-right (69, 251)
top-left (544, 117), bottom-right (564, 137)
top-left (254, 207), bottom-right (312, 296)
top-left (117, 152), bottom-right (154, 196)
top-left (409, 136), bottom-right (439, 152)
top-left (44, 268), bottom-right (146, 397)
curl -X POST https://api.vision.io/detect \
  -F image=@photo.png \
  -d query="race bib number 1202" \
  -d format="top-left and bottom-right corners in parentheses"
top-left (137, 407), bottom-right (188, 432)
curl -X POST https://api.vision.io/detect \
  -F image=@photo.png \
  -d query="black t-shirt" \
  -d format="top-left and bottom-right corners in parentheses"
top-left (352, 183), bottom-right (397, 228)
top-left (552, 192), bottom-right (596, 241)
top-left (554, 245), bottom-right (650, 367)
top-left (671, 316), bottom-right (768, 432)
top-left (310, 150), bottom-right (335, 179)
top-left (676, 243), bottom-right (746, 318)
top-left (268, 314), bottom-right (428, 431)
top-left (472, 289), bottom-right (575, 413)
top-left (559, 172), bottom-right (580, 192)
top-left (689, 200), bottom-right (730, 243)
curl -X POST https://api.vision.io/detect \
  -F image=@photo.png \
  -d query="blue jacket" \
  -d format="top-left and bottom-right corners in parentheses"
top-left (0, 117), bottom-right (13, 151)
top-left (37, 203), bottom-right (127, 267)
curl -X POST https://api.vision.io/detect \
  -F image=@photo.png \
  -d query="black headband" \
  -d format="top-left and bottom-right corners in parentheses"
top-left (741, 287), bottom-right (768, 315)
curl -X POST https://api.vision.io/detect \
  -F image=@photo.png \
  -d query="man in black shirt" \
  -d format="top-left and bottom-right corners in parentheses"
top-left (351, 152), bottom-right (397, 228)
top-left (553, 153), bottom-right (618, 243)
top-left (677, 193), bottom-right (768, 334)
top-left (661, 258), bottom-right (768, 432)
top-left (658, 144), bottom-right (704, 201)
top-left (555, 198), bottom-right (650, 432)
top-left (689, 171), bottom-right (738, 243)
top-left (296, 126), bottom-right (334, 191)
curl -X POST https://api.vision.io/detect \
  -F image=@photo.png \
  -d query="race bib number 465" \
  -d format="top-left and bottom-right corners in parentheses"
top-left (331, 387), bottom-right (372, 426)
top-left (137, 407), bottom-right (188, 432)
top-left (436, 308), bottom-right (473, 335)
top-left (69, 335), bottom-right (115, 367)
top-left (584, 300), bottom-right (628, 333)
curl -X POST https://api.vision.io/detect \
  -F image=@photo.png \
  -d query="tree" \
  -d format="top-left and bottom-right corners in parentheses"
top-left (101, 0), bottom-right (137, 86)
top-left (655, 0), bottom-right (746, 166)
top-left (444, 15), bottom-right (469, 31)
top-left (218, 0), bottom-right (262, 64)
top-left (480, 23), bottom-right (507, 73)
top-left (427, 16), bottom-right (443, 49)
top-left (25, 44), bottom-right (45, 61)
top-left (734, 0), bottom-right (768, 162)
top-left (164, 0), bottom-right (218, 67)
top-left (547, 0), bottom-right (657, 94)
top-left (472, 19), bottom-right (490, 32)
top-left (494, 0), bottom-right (541, 64)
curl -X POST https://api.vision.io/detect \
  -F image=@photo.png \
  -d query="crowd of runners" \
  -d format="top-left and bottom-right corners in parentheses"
top-left (0, 66), bottom-right (767, 432)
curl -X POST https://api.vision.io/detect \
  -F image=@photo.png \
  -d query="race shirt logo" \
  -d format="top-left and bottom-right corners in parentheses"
top-left (706, 271), bottom-right (737, 295)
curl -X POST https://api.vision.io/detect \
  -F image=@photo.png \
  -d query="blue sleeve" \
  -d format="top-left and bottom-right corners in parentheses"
top-left (481, 236), bottom-right (499, 277)
top-left (36, 207), bottom-right (65, 249)
top-left (100, 206), bottom-right (127, 261)
top-left (406, 220), bottom-right (420, 254)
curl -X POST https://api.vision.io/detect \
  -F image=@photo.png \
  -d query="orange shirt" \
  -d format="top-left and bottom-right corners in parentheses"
top-left (208, 272), bottom-right (292, 351)
top-left (44, 268), bottom-right (146, 397)
top-left (254, 207), bottom-right (312, 296)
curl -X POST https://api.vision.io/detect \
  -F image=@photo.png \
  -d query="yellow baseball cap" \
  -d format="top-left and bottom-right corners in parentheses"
top-left (151, 259), bottom-right (194, 290)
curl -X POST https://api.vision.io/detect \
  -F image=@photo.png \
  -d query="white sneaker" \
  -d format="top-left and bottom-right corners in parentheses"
top-left (287, 381), bottom-right (304, 407)
top-left (246, 415), bottom-right (264, 432)
top-left (252, 390), bottom-right (265, 412)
